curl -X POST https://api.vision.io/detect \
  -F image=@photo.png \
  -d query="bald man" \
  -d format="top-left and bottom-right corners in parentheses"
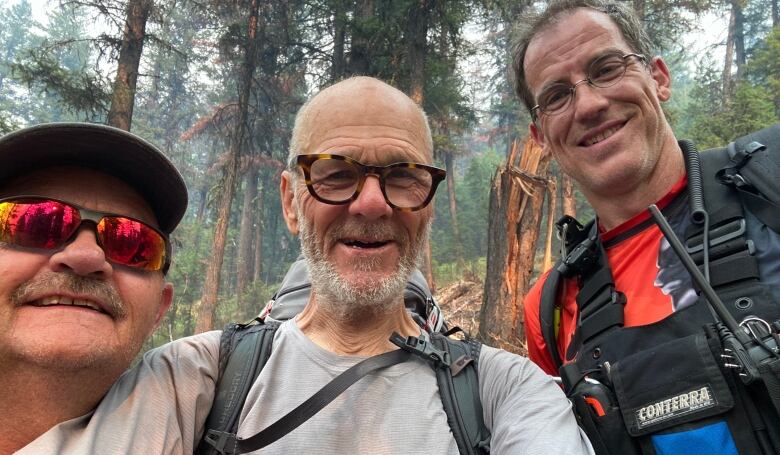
top-left (35, 77), bottom-right (592, 454)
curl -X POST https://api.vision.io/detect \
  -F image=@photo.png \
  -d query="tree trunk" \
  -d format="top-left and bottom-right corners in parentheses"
top-left (236, 165), bottom-right (259, 305)
top-left (773, 0), bottom-right (778, 27)
top-left (348, 0), bottom-right (374, 75)
top-left (252, 182), bottom-right (266, 285)
top-left (479, 138), bottom-right (551, 352)
top-left (107, 0), bottom-right (154, 130)
top-left (723, 2), bottom-right (736, 103)
top-left (734, 0), bottom-right (745, 79)
top-left (332, 0), bottom-right (347, 80)
top-left (444, 150), bottom-right (465, 269)
top-left (404, 0), bottom-right (431, 284)
top-left (406, 0), bottom-right (429, 104)
top-left (196, 0), bottom-right (261, 333)
top-left (561, 173), bottom-right (577, 218)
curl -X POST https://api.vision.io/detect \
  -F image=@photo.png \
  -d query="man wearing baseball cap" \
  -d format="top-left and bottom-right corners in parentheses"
top-left (0, 123), bottom-right (187, 453)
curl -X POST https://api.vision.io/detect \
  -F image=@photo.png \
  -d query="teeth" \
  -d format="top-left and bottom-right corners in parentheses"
top-left (585, 126), bottom-right (620, 146)
top-left (40, 296), bottom-right (63, 306)
top-left (74, 299), bottom-right (101, 311)
top-left (344, 239), bottom-right (388, 248)
top-left (35, 296), bottom-right (101, 312)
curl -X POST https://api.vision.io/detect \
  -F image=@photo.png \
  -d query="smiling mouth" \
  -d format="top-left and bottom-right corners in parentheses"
top-left (342, 239), bottom-right (392, 249)
top-left (582, 124), bottom-right (624, 147)
top-left (28, 296), bottom-right (106, 313)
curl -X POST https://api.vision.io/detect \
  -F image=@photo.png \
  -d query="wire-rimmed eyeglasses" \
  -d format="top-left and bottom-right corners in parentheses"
top-left (531, 52), bottom-right (647, 122)
top-left (295, 154), bottom-right (446, 212)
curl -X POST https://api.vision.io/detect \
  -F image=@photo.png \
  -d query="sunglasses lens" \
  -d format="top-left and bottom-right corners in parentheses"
top-left (0, 200), bottom-right (80, 249)
top-left (97, 217), bottom-right (167, 271)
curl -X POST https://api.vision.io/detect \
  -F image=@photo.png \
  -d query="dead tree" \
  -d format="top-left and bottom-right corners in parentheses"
top-left (479, 137), bottom-right (555, 353)
top-left (561, 173), bottom-right (577, 218)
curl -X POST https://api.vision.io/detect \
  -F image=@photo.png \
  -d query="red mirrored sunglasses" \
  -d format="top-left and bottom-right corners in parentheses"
top-left (0, 196), bottom-right (170, 272)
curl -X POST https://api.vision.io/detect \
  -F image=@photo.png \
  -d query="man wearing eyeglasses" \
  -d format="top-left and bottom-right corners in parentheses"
top-left (516, 1), bottom-right (780, 453)
top-left (243, 76), bottom-right (589, 453)
top-left (0, 123), bottom-right (186, 453)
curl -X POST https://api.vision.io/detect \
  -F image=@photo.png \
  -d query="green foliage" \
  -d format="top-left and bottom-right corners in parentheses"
top-left (434, 257), bottom-right (486, 286)
top-left (0, 0), bottom-right (37, 123)
top-left (686, 83), bottom-right (775, 148)
top-left (12, 48), bottom-right (109, 119)
top-left (677, 27), bottom-right (780, 150)
top-left (0, 2), bottom-right (111, 123)
top-left (0, 113), bottom-right (20, 134)
top-left (747, 26), bottom-right (780, 117)
top-left (431, 148), bottom-right (503, 271)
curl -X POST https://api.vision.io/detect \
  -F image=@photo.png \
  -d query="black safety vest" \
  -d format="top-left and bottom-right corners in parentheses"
top-left (539, 123), bottom-right (780, 454)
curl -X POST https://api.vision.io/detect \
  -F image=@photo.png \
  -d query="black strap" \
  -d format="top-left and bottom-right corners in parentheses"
top-left (199, 321), bottom-right (280, 455)
top-left (737, 189), bottom-right (780, 234)
top-left (213, 349), bottom-right (412, 454)
top-left (539, 267), bottom-right (564, 368)
top-left (758, 359), bottom-right (780, 418)
top-left (429, 334), bottom-right (489, 455)
top-left (568, 223), bottom-right (625, 359)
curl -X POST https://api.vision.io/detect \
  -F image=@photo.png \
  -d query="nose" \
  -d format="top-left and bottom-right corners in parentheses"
top-left (48, 227), bottom-right (113, 279)
top-left (571, 80), bottom-right (609, 122)
top-left (349, 175), bottom-right (393, 219)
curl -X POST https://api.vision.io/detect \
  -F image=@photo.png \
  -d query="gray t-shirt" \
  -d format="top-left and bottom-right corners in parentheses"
top-left (20, 320), bottom-right (593, 454)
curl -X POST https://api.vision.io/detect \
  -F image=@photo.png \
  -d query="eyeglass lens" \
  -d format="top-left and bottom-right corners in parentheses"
top-left (308, 158), bottom-right (435, 208)
top-left (0, 198), bottom-right (167, 271)
top-left (537, 53), bottom-right (636, 116)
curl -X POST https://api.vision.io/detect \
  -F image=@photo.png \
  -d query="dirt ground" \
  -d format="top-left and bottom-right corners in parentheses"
top-left (434, 279), bottom-right (528, 356)
top-left (435, 279), bottom-right (483, 336)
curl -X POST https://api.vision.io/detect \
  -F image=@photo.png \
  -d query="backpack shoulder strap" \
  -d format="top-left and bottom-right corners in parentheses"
top-left (539, 265), bottom-right (564, 369)
top-left (429, 333), bottom-right (490, 455)
top-left (717, 122), bottom-right (780, 233)
top-left (197, 320), bottom-right (281, 455)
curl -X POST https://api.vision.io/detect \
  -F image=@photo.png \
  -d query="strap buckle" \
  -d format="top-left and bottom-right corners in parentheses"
top-left (557, 235), bottom-right (598, 278)
top-left (390, 333), bottom-right (451, 366)
top-left (203, 429), bottom-right (238, 454)
top-left (685, 218), bottom-right (749, 255)
top-left (556, 215), bottom-right (587, 259)
top-left (717, 140), bottom-right (766, 189)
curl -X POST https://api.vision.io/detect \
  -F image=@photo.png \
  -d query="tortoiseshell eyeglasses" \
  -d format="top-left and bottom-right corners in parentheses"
top-left (295, 154), bottom-right (446, 211)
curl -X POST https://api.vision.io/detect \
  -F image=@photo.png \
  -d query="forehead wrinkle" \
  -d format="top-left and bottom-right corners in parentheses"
top-left (0, 167), bottom-right (159, 228)
top-left (525, 12), bottom-right (628, 94)
top-left (538, 46), bottom-right (632, 94)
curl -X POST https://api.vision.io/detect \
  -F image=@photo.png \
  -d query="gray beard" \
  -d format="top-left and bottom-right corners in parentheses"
top-left (297, 207), bottom-right (430, 322)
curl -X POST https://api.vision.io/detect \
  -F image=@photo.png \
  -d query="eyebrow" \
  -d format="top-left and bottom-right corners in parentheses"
top-left (536, 47), bottom-right (630, 95)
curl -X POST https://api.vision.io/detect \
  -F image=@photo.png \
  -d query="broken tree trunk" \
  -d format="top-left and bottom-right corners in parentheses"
top-left (479, 137), bottom-right (554, 352)
top-left (561, 173), bottom-right (577, 218)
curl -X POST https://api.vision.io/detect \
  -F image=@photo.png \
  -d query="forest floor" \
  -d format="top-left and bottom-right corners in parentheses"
top-left (436, 279), bottom-right (483, 336)
top-left (436, 279), bottom-right (528, 356)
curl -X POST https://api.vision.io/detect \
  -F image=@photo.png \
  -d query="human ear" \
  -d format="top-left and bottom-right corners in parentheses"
top-left (280, 170), bottom-right (299, 235)
top-left (530, 121), bottom-right (545, 147)
top-left (152, 282), bottom-right (173, 329)
top-left (650, 56), bottom-right (672, 102)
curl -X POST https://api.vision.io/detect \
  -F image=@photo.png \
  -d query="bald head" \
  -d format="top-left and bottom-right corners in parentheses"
top-left (288, 77), bottom-right (433, 167)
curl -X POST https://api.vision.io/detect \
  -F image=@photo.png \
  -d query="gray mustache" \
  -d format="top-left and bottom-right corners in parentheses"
top-left (11, 272), bottom-right (126, 319)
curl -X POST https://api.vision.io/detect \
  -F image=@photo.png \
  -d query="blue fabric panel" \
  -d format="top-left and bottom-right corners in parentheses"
top-left (651, 421), bottom-right (738, 455)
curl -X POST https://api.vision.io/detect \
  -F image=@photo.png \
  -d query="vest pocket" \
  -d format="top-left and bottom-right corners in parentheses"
top-left (612, 333), bottom-right (734, 435)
